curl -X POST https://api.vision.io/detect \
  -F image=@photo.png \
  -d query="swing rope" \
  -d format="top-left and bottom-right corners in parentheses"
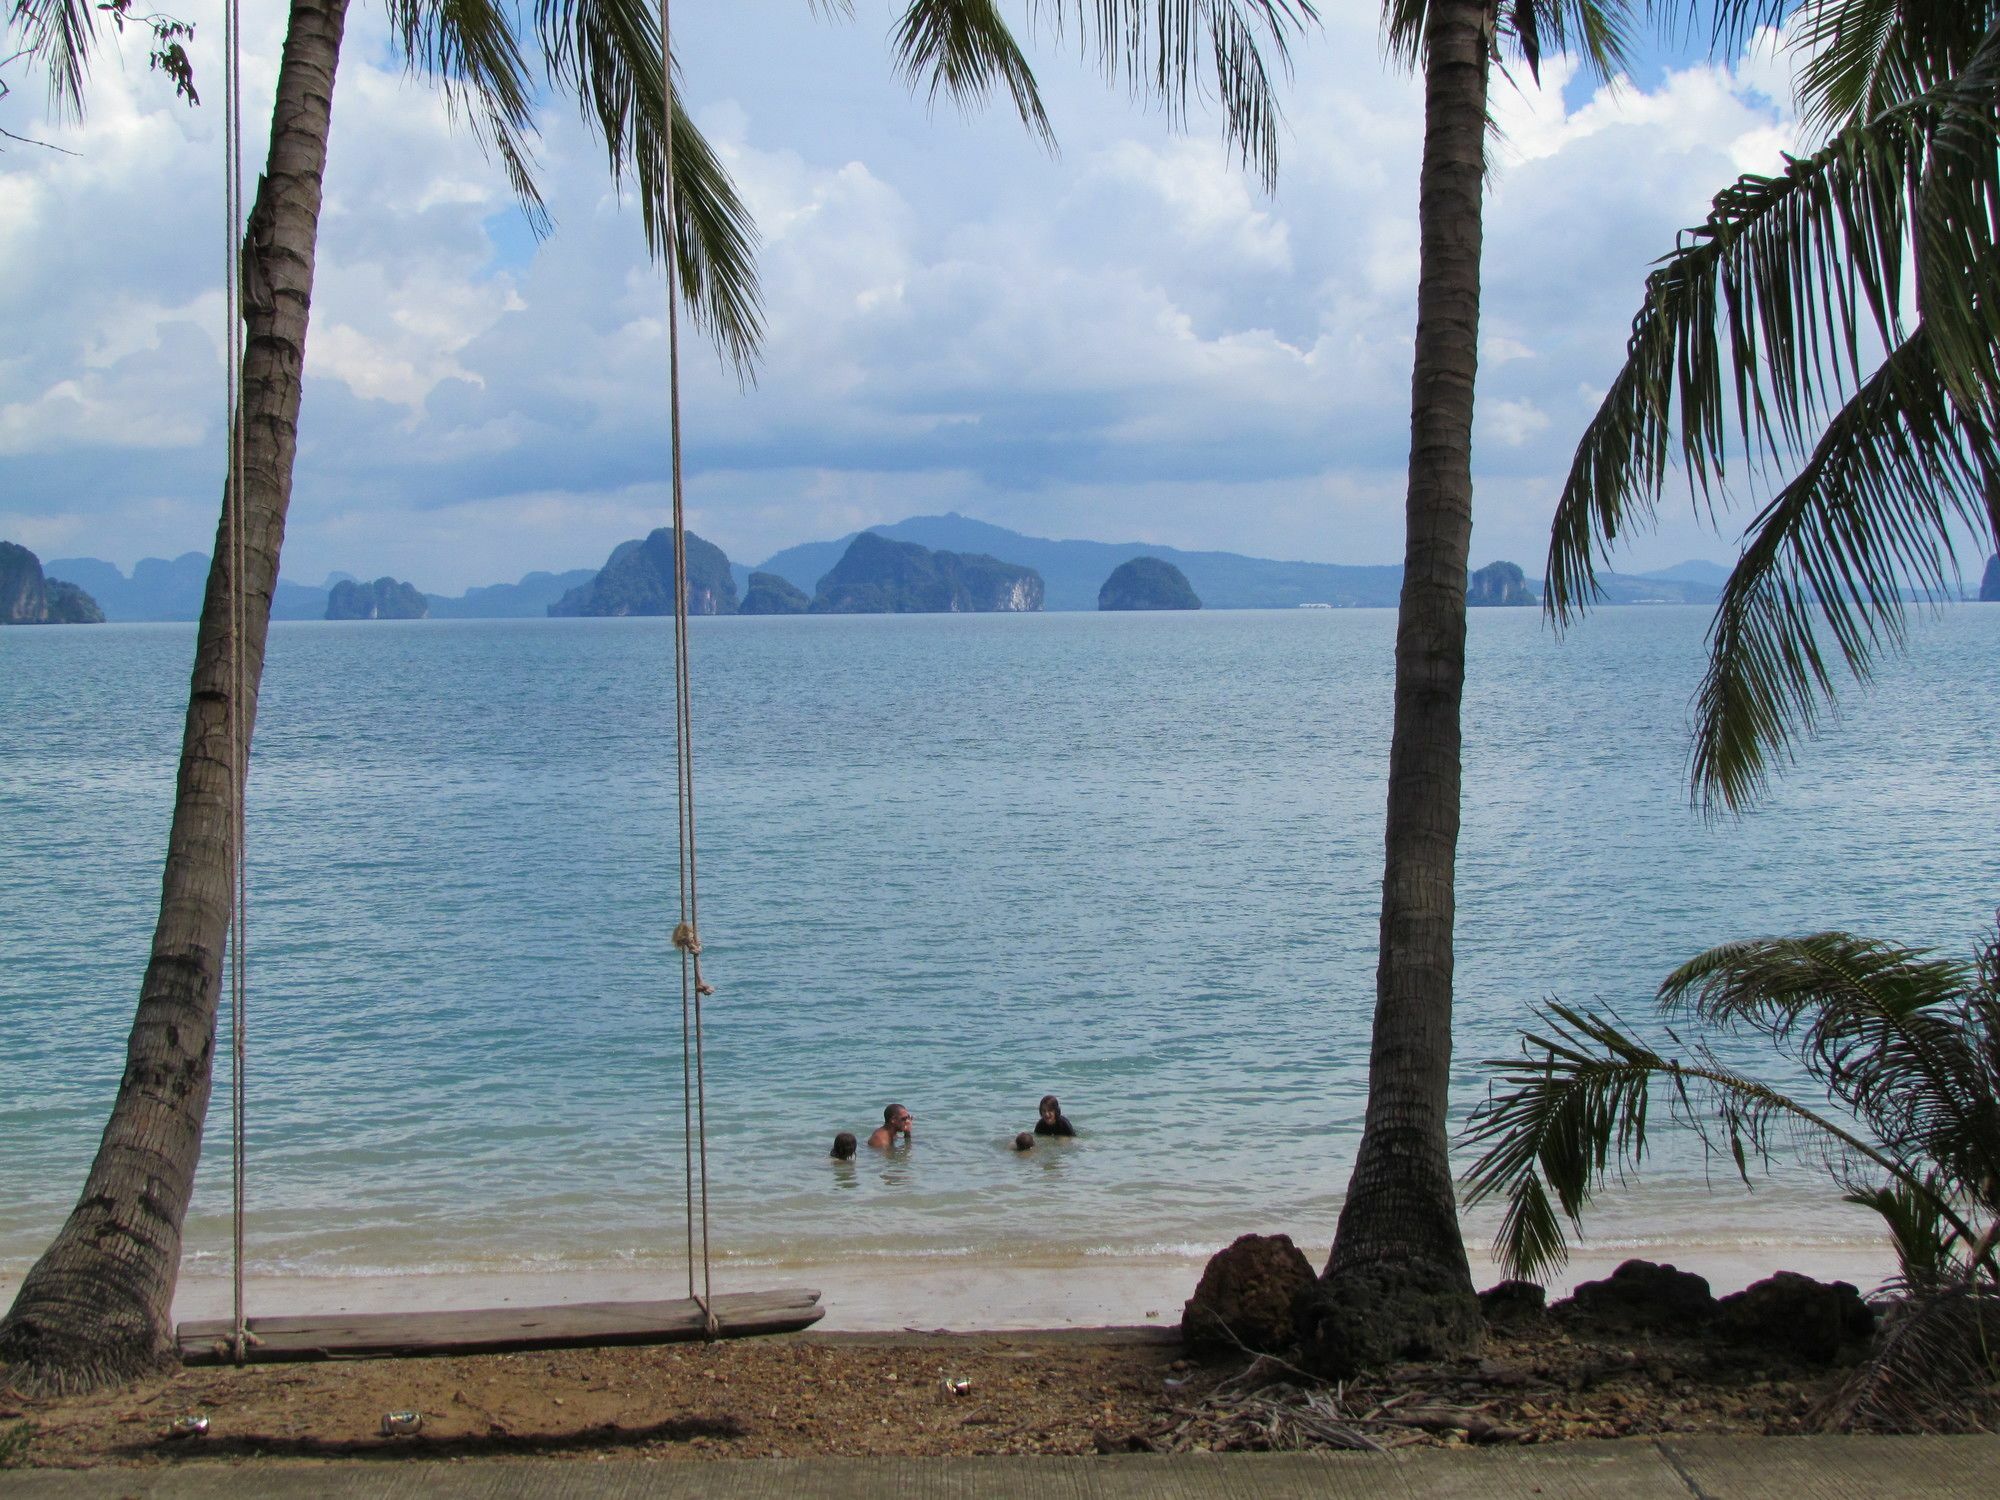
top-left (214, 0), bottom-right (722, 1360)
top-left (223, 0), bottom-right (249, 1369)
top-left (659, 0), bottom-right (718, 1338)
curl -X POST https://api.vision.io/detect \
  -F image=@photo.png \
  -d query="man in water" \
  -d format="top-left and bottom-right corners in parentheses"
top-left (868, 1103), bottom-right (913, 1149)
top-left (1035, 1094), bottom-right (1076, 1137)
top-left (830, 1132), bottom-right (857, 1160)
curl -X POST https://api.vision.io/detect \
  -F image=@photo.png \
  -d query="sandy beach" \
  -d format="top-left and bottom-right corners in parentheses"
top-left (0, 1238), bottom-right (1896, 1338)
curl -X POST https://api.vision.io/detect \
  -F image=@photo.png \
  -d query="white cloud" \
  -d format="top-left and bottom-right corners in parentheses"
top-left (1, 6), bottom-right (1809, 587)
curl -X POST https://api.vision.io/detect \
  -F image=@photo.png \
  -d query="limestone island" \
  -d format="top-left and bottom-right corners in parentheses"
top-left (550, 529), bottom-right (738, 616)
top-left (739, 571), bottom-right (811, 615)
top-left (1982, 553), bottom-right (1999, 601)
top-left (326, 577), bottom-right (428, 620)
top-left (1, 541), bottom-right (105, 624)
top-left (1467, 560), bottom-right (1536, 607)
top-left (1098, 556), bottom-right (1201, 610)
top-left (809, 532), bottom-right (1042, 614)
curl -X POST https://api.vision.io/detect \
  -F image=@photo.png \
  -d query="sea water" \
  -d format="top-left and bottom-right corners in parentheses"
top-left (3, 607), bottom-right (1996, 1284)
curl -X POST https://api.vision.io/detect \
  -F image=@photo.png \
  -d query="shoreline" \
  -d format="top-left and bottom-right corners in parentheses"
top-left (0, 1239), bottom-right (1896, 1335)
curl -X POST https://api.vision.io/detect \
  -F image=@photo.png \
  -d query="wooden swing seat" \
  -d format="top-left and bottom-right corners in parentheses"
top-left (177, 1287), bottom-right (823, 1364)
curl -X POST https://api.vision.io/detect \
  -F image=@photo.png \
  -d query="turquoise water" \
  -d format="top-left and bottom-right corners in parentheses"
top-left (3, 607), bottom-right (1996, 1281)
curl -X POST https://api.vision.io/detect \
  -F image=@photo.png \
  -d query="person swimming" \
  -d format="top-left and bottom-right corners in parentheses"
top-left (1013, 1131), bottom-right (1035, 1152)
top-left (1034, 1094), bottom-right (1076, 1137)
top-left (867, 1103), bottom-right (914, 1149)
top-left (830, 1131), bottom-right (857, 1160)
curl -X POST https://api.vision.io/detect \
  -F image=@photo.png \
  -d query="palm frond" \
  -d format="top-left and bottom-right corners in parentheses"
top-left (1683, 328), bottom-right (1999, 809)
top-left (1914, 25), bottom-right (2000, 413)
top-left (533, 0), bottom-right (763, 373)
top-left (1463, 997), bottom-right (1979, 1281)
top-left (1660, 934), bottom-right (2000, 1202)
top-left (8, 0), bottom-right (99, 121)
top-left (1815, 1280), bottom-right (2000, 1431)
top-left (1542, 94), bottom-right (1948, 623)
top-left (1032, 1), bottom-right (1317, 191)
top-left (1845, 1178), bottom-right (1969, 1285)
top-left (893, 0), bottom-right (1055, 150)
top-left (1796, 0), bottom-right (1995, 138)
top-left (390, 0), bottom-right (549, 232)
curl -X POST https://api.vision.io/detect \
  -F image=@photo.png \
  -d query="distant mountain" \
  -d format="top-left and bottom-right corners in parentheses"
top-left (428, 568), bottom-right (596, 619)
top-left (758, 513), bottom-right (1405, 611)
top-left (1099, 556), bottom-right (1200, 610)
top-left (1467, 561), bottom-right (1535, 607)
top-left (327, 577), bottom-right (427, 621)
top-left (1633, 559), bottom-right (1733, 587)
top-left (550, 529), bottom-right (738, 616)
top-left (810, 533), bottom-right (1042, 613)
top-left (2, 541), bottom-right (104, 624)
top-left (739, 571), bottom-right (810, 615)
top-left (44, 553), bottom-right (330, 620)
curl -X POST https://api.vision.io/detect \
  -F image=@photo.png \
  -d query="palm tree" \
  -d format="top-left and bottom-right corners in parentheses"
top-left (1463, 927), bottom-right (2000, 1428)
top-left (1296, 0), bottom-right (1632, 1377)
top-left (0, 0), bottom-right (757, 1397)
top-left (0, 0), bottom-right (1312, 1395)
top-left (1544, 0), bottom-right (2000, 811)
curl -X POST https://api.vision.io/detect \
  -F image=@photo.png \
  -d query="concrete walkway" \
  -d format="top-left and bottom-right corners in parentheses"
top-left (5, 1436), bottom-right (1997, 1498)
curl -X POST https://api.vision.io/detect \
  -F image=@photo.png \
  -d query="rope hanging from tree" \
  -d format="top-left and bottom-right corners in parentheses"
top-left (222, 0), bottom-right (249, 1370)
top-left (658, 0), bottom-right (719, 1340)
top-left (215, 0), bottom-right (722, 1362)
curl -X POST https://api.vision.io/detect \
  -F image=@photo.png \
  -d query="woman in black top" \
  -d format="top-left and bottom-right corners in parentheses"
top-left (1034, 1094), bottom-right (1076, 1137)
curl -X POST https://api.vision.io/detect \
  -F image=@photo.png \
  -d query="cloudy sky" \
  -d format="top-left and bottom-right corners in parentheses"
top-left (1, 2), bottom-right (1807, 593)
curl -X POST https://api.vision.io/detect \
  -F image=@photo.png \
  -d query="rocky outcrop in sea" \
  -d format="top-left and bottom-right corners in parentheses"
top-left (810, 532), bottom-right (1042, 614)
top-left (1468, 560), bottom-right (1536, 607)
top-left (326, 577), bottom-right (428, 620)
top-left (1982, 553), bottom-right (1999, 601)
top-left (738, 571), bottom-right (811, 615)
top-left (550, 529), bottom-right (739, 617)
top-left (1098, 556), bottom-right (1201, 610)
top-left (1, 541), bottom-right (105, 624)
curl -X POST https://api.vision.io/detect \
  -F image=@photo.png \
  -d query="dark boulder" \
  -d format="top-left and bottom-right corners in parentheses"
top-left (1295, 1258), bottom-right (1484, 1379)
top-left (738, 571), bottom-right (810, 615)
top-left (1556, 1259), bottom-right (1716, 1333)
top-left (1715, 1272), bottom-right (1874, 1364)
top-left (1099, 556), bottom-right (1201, 611)
top-left (1478, 1279), bottom-right (1548, 1330)
top-left (1180, 1234), bottom-right (1315, 1353)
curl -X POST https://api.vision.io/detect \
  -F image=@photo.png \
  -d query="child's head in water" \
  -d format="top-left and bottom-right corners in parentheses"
top-left (830, 1131), bottom-right (857, 1160)
top-left (1013, 1132), bottom-right (1035, 1152)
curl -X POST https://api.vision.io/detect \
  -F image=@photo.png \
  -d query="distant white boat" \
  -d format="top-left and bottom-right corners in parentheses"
top-left (1298, 602), bottom-right (1334, 609)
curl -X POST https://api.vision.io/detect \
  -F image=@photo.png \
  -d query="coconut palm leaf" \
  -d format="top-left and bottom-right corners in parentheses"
top-left (524, 0), bottom-right (762, 372)
top-left (1461, 995), bottom-right (1986, 1281)
top-left (6, 0), bottom-right (96, 121)
top-left (894, 0), bottom-right (1055, 148)
top-left (1846, 1178), bottom-right (1969, 1285)
top-left (1684, 332), bottom-right (2000, 808)
top-left (1813, 1277), bottom-right (2000, 1430)
top-left (1660, 934), bottom-right (2000, 1201)
top-left (389, 0), bottom-right (548, 230)
top-left (1029, 1), bottom-right (1316, 190)
top-left (1796, 0), bottom-right (1997, 136)
top-left (1543, 86), bottom-right (1956, 624)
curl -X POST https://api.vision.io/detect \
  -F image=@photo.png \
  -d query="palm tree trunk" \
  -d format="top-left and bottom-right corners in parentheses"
top-left (1299, 0), bottom-right (1489, 1377)
top-left (0, 0), bottom-right (350, 1396)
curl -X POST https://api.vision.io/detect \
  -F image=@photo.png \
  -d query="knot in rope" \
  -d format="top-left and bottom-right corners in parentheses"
top-left (671, 922), bottom-right (701, 954)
